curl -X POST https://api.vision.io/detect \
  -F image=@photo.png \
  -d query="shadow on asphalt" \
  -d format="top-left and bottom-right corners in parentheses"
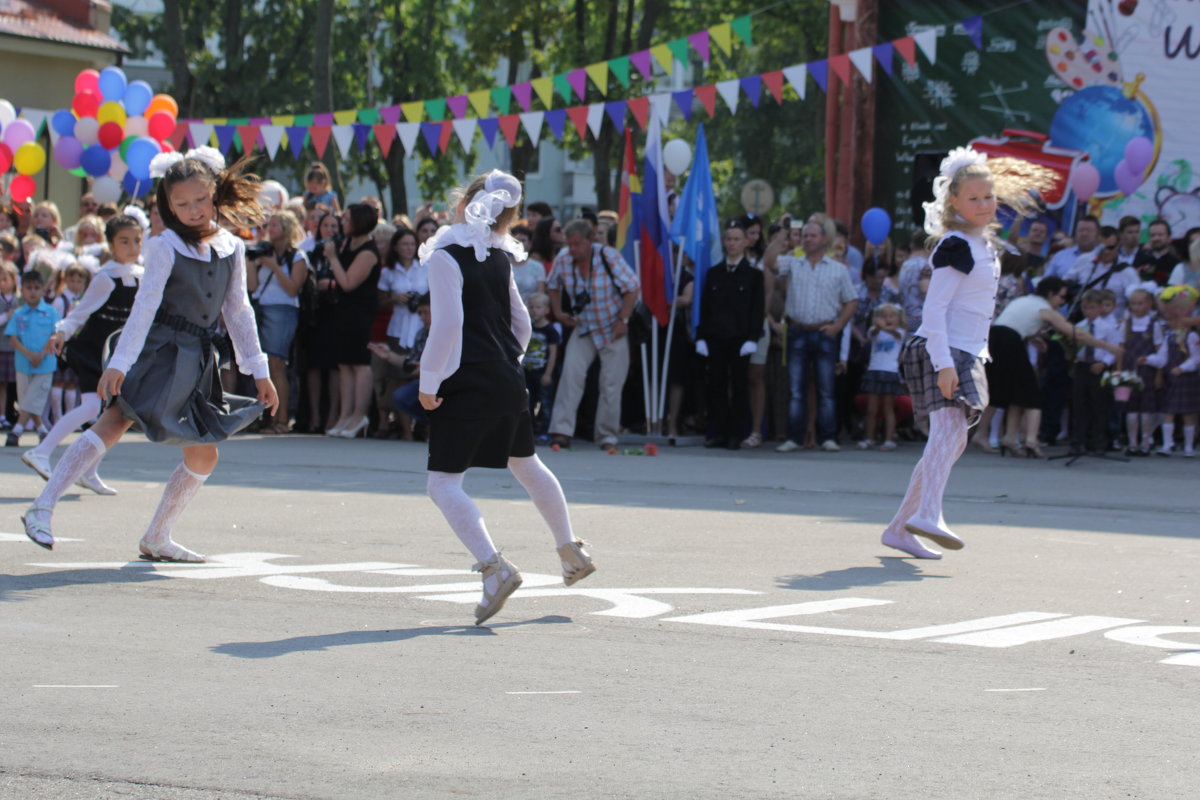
top-left (775, 557), bottom-right (950, 591)
top-left (0, 565), bottom-right (168, 602)
top-left (210, 614), bottom-right (575, 658)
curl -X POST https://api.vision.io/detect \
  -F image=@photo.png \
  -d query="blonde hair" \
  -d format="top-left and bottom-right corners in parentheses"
top-left (0, 260), bottom-right (17, 290)
top-left (870, 302), bottom-right (906, 338)
top-left (527, 291), bottom-right (550, 308)
top-left (33, 200), bottom-right (62, 229)
top-left (931, 158), bottom-right (1058, 246)
top-left (72, 214), bottom-right (105, 252)
top-left (451, 172), bottom-right (521, 232)
top-left (268, 211), bottom-right (303, 247)
top-left (806, 212), bottom-right (837, 247)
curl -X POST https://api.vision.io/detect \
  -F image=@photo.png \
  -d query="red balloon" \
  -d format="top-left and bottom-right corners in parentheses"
top-left (0, 143), bottom-right (11, 173)
top-left (147, 111), bottom-right (176, 142)
top-left (75, 69), bottom-right (101, 95)
top-left (10, 174), bottom-right (36, 203)
top-left (97, 121), bottom-right (124, 150)
top-left (73, 91), bottom-right (100, 118)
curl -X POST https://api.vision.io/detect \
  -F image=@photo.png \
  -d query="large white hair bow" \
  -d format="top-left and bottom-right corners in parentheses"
top-left (148, 146), bottom-right (228, 180)
top-left (1125, 280), bottom-right (1161, 300)
top-left (462, 170), bottom-right (524, 261)
top-left (122, 204), bottom-right (149, 231)
top-left (922, 146), bottom-right (988, 238)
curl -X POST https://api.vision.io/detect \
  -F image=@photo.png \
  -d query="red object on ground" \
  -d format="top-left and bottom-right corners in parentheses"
top-left (644, 443), bottom-right (659, 456)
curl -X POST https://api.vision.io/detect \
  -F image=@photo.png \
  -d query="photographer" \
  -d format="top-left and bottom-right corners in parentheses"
top-left (247, 212), bottom-right (310, 434)
top-left (300, 211), bottom-right (343, 432)
top-left (373, 227), bottom-right (427, 438)
top-left (546, 218), bottom-right (639, 451)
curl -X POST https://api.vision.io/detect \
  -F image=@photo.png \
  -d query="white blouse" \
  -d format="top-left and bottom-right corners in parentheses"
top-left (378, 260), bottom-right (429, 347)
top-left (915, 230), bottom-right (1000, 371)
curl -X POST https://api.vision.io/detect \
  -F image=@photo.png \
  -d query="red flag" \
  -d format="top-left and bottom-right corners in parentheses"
top-left (829, 53), bottom-right (852, 86)
top-left (762, 70), bottom-right (785, 104)
top-left (628, 96), bottom-right (650, 130)
top-left (894, 36), bottom-right (917, 67)
top-left (695, 85), bottom-right (717, 118)
top-left (567, 106), bottom-right (589, 140)
top-left (310, 126), bottom-right (332, 158)
top-left (373, 124), bottom-right (396, 158)
top-left (498, 115), bottom-right (520, 147)
top-left (237, 125), bottom-right (260, 154)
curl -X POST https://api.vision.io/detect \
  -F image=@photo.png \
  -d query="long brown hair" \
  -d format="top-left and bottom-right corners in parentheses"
top-left (156, 152), bottom-right (265, 248)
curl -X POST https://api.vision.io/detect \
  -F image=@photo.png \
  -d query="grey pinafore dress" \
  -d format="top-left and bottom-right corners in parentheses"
top-left (115, 245), bottom-right (261, 445)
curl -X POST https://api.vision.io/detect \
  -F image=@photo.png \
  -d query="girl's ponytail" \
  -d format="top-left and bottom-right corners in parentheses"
top-left (213, 153), bottom-right (266, 231)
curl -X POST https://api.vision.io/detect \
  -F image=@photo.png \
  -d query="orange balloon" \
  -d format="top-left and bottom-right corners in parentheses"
top-left (145, 94), bottom-right (179, 118)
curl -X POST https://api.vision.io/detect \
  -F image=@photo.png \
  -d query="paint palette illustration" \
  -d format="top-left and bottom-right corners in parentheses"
top-left (1045, 27), bottom-right (1123, 89)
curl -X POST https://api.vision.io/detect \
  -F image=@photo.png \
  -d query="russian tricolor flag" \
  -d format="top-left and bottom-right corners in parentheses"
top-left (638, 116), bottom-right (673, 326)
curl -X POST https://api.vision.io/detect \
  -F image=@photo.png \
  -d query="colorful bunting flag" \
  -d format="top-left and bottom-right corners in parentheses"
top-left (710, 22), bottom-right (732, 56)
top-left (401, 102), bottom-right (424, 123)
top-left (849, 47), bottom-right (874, 82)
top-left (373, 124), bottom-right (396, 158)
top-left (425, 99), bottom-right (447, 121)
top-left (309, 126), bottom-right (331, 158)
top-left (694, 85), bottom-right (717, 118)
top-left (650, 43), bottom-right (674, 75)
top-left (498, 115), bottom-right (520, 147)
top-left (553, 73), bottom-right (573, 104)
top-left (531, 77), bottom-right (554, 108)
top-left (585, 63), bottom-right (609, 97)
top-left (452, 118), bottom-right (476, 150)
top-left (353, 123), bottom-right (371, 154)
top-left (286, 126), bottom-right (308, 158)
top-left (420, 122), bottom-right (441, 155)
top-left (829, 53), bottom-right (852, 86)
top-left (215, 125), bottom-right (236, 154)
top-left (809, 60), bottom-right (829, 93)
top-left (512, 82), bottom-right (533, 112)
top-left (261, 125), bottom-right (284, 158)
top-left (962, 15), bottom-right (983, 49)
top-left (610, 55), bottom-right (631, 87)
top-left (762, 70), bottom-right (785, 104)
top-left (491, 86), bottom-right (513, 115)
top-left (672, 90), bottom-right (694, 121)
top-left (567, 68), bottom-right (588, 101)
top-left (446, 95), bottom-right (468, 119)
top-left (631, 50), bottom-right (653, 81)
top-left (545, 108), bottom-right (568, 141)
top-left (566, 106), bottom-right (589, 140)
top-left (438, 121), bottom-right (453, 154)
top-left (468, 90), bottom-right (491, 117)
top-left (688, 30), bottom-right (710, 63)
top-left (628, 96), bottom-right (649, 130)
top-left (331, 124), bottom-right (355, 158)
top-left (894, 36), bottom-right (916, 67)
top-left (397, 122), bottom-right (420, 155)
top-left (667, 38), bottom-right (690, 66)
top-left (731, 15), bottom-right (753, 47)
top-left (380, 106), bottom-right (402, 125)
top-left (872, 42), bottom-right (895, 77)
top-left (519, 112), bottom-right (544, 147)
top-left (782, 65), bottom-right (807, 100)
top-left (479, 117), bottom-right (499, 148)
top-left (586, 103), bottom-right (604, 139)
top-left (237, 125), bottom-right (260, 153)
top-left (715, 79), bottom-right (739, 114)
top-left (604, 100), bottom-right (627, 130)
top-left (914, 29), bottom-right (938, 64)
top-left (739, 75), bottom-right (762, 108)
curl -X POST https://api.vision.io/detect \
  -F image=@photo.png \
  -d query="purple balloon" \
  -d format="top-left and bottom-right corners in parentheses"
top-left (1071, 162), bottom-right (1101, 202)
top-left (1124, 136), bottom-right (1154, 176)
top-left (1113, 159), bottom-right (1142, 197)
top-left (53, 136), bottom-right (84, 170)
top-left (3, 118), bottom-right (35, 150)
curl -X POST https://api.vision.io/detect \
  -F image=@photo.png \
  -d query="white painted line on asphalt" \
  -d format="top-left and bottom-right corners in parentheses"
top-left (984, 688), bottom-right (1047, 692)
top-left (421, 587), bottom-right (761, 618)
top-left (935, 616), bottom-right (1144, 647)
top-left (33, 685), bottom-right (118, 688)
top-left (506, 691), bottom-right (581, 695)
top-left (0, 532), bottom-right (84, 543)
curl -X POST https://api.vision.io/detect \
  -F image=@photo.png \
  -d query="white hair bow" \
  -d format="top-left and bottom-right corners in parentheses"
top-left (462, 170), bottom-right (524, 261)
top-left (922, 146), bottom-right (989, 238)
top-left (1125, 280), bottom-right (1161, 300)
top-left (148, 145), bottom-right (228, 179)
top-left (122, 204), bottom-right (149, 231)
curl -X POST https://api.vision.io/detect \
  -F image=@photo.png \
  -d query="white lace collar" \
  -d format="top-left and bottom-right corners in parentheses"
top-left (160, 226), bottom-right (238, 260)
top-left (99, 259), bottom-right (145, 279)
top-left (418, 222), bottom-right (527, 265)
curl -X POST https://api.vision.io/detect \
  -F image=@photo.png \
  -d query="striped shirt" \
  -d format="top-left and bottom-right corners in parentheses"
top-left (777, 254), bottom-right (856, 326)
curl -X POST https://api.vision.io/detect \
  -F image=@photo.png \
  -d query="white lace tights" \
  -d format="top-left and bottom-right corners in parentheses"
top-left (885, 407), bottom-right (969, 534)
top-left (32, 394), bottom-right (106, 483)
top-left (143, 464), bottom-right (210, 547)
top-left (31, 429), bottom-right (106, 522)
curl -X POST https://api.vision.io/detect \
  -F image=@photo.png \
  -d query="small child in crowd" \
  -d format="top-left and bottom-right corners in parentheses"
top-left (857, 303), bottom-right (907, 451)
top-left (303, 163), bottom-right (339, 212)
top-left (1156, 285), bottom-right (1200, 457)
top-left (1070, 289), bottom-right (1122, 455)
top-left (1118, 285), bottom-right (1166, 456)
top-left (524, 292), bottom-right (560, 441)
top-left (47, 264), bottom-right (90, 424)
top-left (5, 271), bottom-right (59, 446)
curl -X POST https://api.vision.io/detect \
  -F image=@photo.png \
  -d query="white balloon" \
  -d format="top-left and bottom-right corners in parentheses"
top-left (663, 139), bottom-right (692, 176)
top-left (0, 100), bottom-right (15, 127)
top-left (75, 116), bottom-right (100, 147)
top-left (92, 176), bottom-right (122, 204)
top-left (108, 158), bottom-right (128, 181)
top-left (125, 115), bottom-right (148, 138)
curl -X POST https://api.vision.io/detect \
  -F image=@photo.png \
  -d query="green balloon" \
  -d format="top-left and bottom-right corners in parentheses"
top-left (119, 136), bottom-right (136, 161)
top-left (69, 167), bottom-right (87, 177)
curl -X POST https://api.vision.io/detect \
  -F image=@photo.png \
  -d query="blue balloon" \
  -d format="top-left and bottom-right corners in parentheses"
top-left (51, 109), bottom-right (78, 137)
top-left (123, 80), bottom-right (153, 116)
top-left (861, 207), bottom-right (891, 246)
top-left (98, 66), bottom-right (128, 101)
top-left (123, 171), bottom-right (152, 198)
top-left (125, 136), bottom-right (161, 181)
top-left (80, 144), bottom-right (112, 177)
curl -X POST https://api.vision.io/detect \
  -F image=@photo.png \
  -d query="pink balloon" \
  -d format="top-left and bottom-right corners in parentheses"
top-left (3, 119), bottom-right (35, 150)
top-left (1071, 162), bottom-right (1101, 202)
top-left (1114, 159), bottom-right (1142, 197)
top-left (1124, 136), bottom-right (1153, 176)
top-left (75, 69), bottom-right (101, 95)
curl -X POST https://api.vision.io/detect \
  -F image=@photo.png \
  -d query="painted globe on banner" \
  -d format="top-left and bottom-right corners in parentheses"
top-left (1049, 84), bottom-right (1157, 198)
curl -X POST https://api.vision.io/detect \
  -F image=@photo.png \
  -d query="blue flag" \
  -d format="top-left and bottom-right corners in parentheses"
top-left (667, 124), bottom-right (721, 335)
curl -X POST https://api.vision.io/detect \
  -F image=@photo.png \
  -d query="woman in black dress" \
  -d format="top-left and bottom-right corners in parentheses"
top-left (418, 170), bottom-right (595, 625)
top-left (324, 203), bottom-right (380, 438)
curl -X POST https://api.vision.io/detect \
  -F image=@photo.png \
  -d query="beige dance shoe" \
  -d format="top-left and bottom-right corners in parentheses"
top-left (557, 540), bottom-right (596, 586)
top-left (473, 553), bottom-right (523, 625)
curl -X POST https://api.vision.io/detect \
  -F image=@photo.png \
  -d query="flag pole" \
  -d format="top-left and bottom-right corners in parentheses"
top-left (634, 247), bottom-right (652, 427)
top-left (658, 241), bottom-right (687, 425)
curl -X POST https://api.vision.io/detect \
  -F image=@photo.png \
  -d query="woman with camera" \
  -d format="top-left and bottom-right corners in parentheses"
top-left (247, 212), bottom-right (309, 434)
top-left (374, 227), bottom-right (427, 438)
top-left (300, 211), bottom-right (343, 432)
top-left (324, 204), bottom-right (381, 439)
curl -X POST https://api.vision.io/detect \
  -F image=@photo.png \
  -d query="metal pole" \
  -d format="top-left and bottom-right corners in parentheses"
top-left (658, 241), bottom-right (688, 425)
top-left (633, 247), bottom-right (653, 428)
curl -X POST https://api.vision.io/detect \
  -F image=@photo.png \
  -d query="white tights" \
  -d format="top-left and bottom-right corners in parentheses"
top-left (31, 393), bottom-right (106, 481)
top-left (427, 455), bottom-right (575, 563)
top-left (30, 429), bottom-right (107, 523)
top-left (1126, 412), bottom-right (1156, 451)
top-left (885, 407), bottom-right (969, 534)
top-left (142, 464), bottom-right (210, 547)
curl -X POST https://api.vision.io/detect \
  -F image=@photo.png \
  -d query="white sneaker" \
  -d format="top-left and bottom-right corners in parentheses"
top-left (855, 440), bottom-right (874, 450)
top-left (21, 450), bottom-right (52, 481)
top-left (820, 439), bottom-right (840, 452)
top-left (775, 439), bottom-right (802, 453)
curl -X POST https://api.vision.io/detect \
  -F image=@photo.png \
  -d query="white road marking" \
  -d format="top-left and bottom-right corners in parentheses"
top-left (0, 532), bottom-right (84, 543)
top-left (420, 587), bottom-right (762, 619)
top-left (985, 688), bottom-right (1046, 692)
top-left (1104, 626), bottom-right (1200, 666)
top-left (33, 685), bottom-right (118, 688)
top-left (263, 573), bottom-right (563, 593)
top-left (505, 691), bottom-right (581, 695)
top-left (935, 616), bottom-right (1143, 647)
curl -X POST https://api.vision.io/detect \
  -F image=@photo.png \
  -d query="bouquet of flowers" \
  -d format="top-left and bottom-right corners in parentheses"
top-left (1101, 370), bottom-right (1145, 401)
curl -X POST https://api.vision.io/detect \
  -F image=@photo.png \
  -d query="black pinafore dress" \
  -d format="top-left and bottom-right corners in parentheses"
top-left (427, 243), bottom-right (533, 473)
top-left (64, 274), bottom-right (139, 394)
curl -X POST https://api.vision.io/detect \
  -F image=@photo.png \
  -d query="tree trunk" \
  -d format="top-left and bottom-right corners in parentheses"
top-left (161, 0), bottom-right (193, 115)
top-left (313, 0), bottom-right (343, 199)
top-left (223, 0), bottom-right (243, 102)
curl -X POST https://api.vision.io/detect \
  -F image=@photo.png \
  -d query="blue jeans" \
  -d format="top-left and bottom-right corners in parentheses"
top-left (786, 327), bottom-right (838, 443)
top-left (392, 381), bottom-right (426, 423)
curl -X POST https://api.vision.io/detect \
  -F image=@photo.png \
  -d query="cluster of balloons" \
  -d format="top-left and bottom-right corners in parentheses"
top-left (51, 67), bottom-right (179, 203)
top-left (860, 207), bottom-right (891, 246)
top-left (1071, 136), bottom-right (1154, 201)
top-left (0, 99), bottom-right (49, 203)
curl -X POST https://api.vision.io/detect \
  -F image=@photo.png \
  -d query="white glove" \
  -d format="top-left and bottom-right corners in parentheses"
top-left (739, 340), bottom-right (757, 357)
top-left (695, 340), bottom-right (709, 357)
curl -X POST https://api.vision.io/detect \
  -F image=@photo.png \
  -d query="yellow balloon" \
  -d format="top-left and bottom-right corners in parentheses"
top-left (14, 142), bottom-right (46, 176)
top-left (97, 101), bottom-right (127, 126)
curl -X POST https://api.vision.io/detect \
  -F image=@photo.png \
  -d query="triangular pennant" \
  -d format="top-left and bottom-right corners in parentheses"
top-left (478, 117), bottom-right (499, 149)
top-left (715, 79), bottom-right (740, 114)
top-left (694, 85), bottom-right (717, 118)
top-left (420, 122), bottom-right (441, 155)
top-left (829, 53), bottom-right (851, 86)
top-left (397, 122), bottom-right (421, 155)
top-left (739, 75), bottom-right (761, 108)
top-left (567, 68), bottom-right (588, 101)
top-left (380, 106), bottom-right (402, 125)
top-left (401, 101), bottom-right (424, 122)
top-left (372, 124), bottom-right (396, 158)
top-left (710, 22), bottom-right (732, 56)
top-left (672, 90), bottom-right (693, 121)
top-left (353, 122), bottom-right (371, 153)
top-left (512, 82), bottom-right (532, 112)
top-left (894, 36), bottom-right (916, 67)
top-left (438, 121), bottom-right (453, 154)
top-left (545, 108), bottom-right (568, 141)
top-left (762, 70), bottom-right (785, 104)
top-left (962, 15), bottom-right (983, 50)
top-left (333, 110), bottom-right (356, 125)
top-left (531, 77), bottom-right (554, 108)
top-left (519, 111), bottom-right (544, 147)
top-left (272, 115), bottom-right (295, 126)
top-left (650, 43), bottom-right (674, 75)
top-left (214, 125), bottom-right (237, 154)
top-left (628, 95), bottom-right (650, 130)
top-left (286, 126), bottom-right (308, 158)
top-left (650, 93), bottom-right (672, 126)
top-left (293, 113), bottom-right (315, 126)
top-left (731, 15), bottom-right (753, 47)
top-left (553, 73), bottom-right (573, 104)
top-left (586, 103), bottom-right (605, 138)
top-left (688, 31), bottom-right (710, 63)
top-left (667, 38), bottom-right (690, 66)
top-left (237, 124), bottom-right (260, 153)
top-left (782, 65), bottom-right (807, 100)
top-left (630, 50), bottom-right (653, 81)
top-left (848, 47), bottom-right (874, 82)
top-left (452, 118), bottom-right (476, 150)
top-left (566, 106), bottom-right (589, 140)
top-left (498, 114), bottom-right (520, 147)
top-left (491, 86), bottom-right (513, 115)
top-left (604, 100), bottom-right (627, 130)
top-left (357, 109), bottom-right (380, 124)
top-left (446, 95), bottom-right (468, 119)
top-left (809, 60), bottom-right (828, 93)
top-left (331, 124), bottom-right (355, 158)
top-left (260, 125), bottom-right (284, 159)
top-left (610, 55), bottom-right (631, 87)
top-left (425, 98), bottom-right (447, 121)
top-left (169, 121), bottom-right (189, 151)
top-left (872, 43), bottom-right (895, 77)
top-left (468, 90), bottom-right (491, 118)
top-left (313, 113), bottom-right (335, 125)
top-left (914, 29), bottom-right (938, 64)
top-left (310, 126), bottom-right (332, 158)
top-left (585, 63), bottom-right (609, 97)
